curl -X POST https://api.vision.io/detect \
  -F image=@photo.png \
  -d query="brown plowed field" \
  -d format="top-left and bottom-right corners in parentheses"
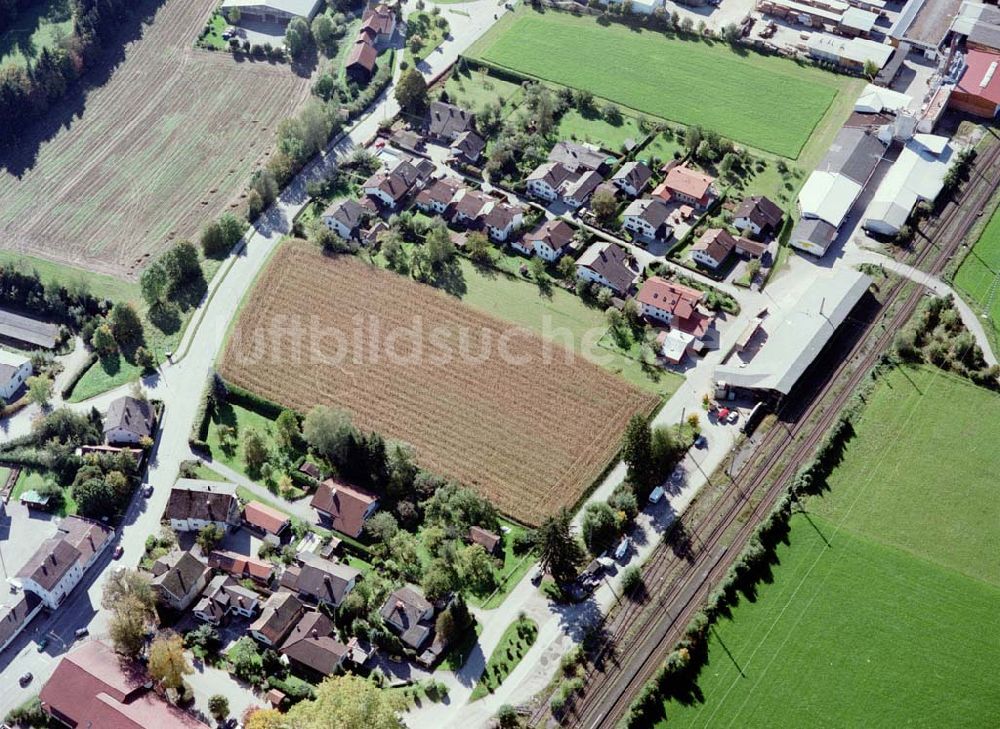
top-left (220, 243), bottom-right (658, 525)
top-left (0, 0), bottom-right (311, 280)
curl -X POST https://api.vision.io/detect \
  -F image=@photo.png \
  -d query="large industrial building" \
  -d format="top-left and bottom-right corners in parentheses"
top-left (791, 128), bottom-right (886, 256)
top-left (220, 0), bottom-right (324, 27)
top-left (714, 269), bottom-right (872, 397)
top-left (862, 134), bottom-right (957, 236)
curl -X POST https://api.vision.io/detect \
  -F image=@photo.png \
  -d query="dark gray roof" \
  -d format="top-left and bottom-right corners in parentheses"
top-left (577, 242), bottom-right (636, 293)
top-left (624, 198), bottom-right (670, 228)
top-left (735, 195), bottom-right (784, 229)
top-left (250, 592), bottom-right (305, 644)
top-left (279, 611), bottom-right (348, 675)
top-left (0, 309), bottom-right (59, 348)
top-left (380, 587), bottom-right (433, 650)
top-left (450, 130), bottom-right (485, 161)
top-left (151, 551), bottom-right (208, 602)
top-left (283, 553), bottom-right (360, 606)
top-left (428, 101), bottom-right (475, 141)
top-left (612, 161), bottom-right (653, 191)
top-left (164, 480), bottom-right (238, 523)
top-left (820, 128), bottom-right (884, 185)
top-left (104, 396), bottom-right (155, 439)
top-left (792, 217), bottom-right (838, 253)
top-left (322, 198), bottom-right (364, 232)
top-left (562, 170), bottom-right (603, 202)
top-left (17, 539), bottom-right (80, 591)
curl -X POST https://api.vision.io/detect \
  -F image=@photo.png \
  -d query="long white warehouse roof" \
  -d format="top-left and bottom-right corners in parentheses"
top-left (715, 269), bottom-right (872, 395)
top-left (863, 134), bottom-right (956, 235)
top-left (798, 171), bottom-right (863, 227)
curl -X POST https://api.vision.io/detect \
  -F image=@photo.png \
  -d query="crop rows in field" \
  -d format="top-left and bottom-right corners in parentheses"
top-left (220, 243), bottom-right (658, 525)
top-left (0, 0), bottom-right (311, 280)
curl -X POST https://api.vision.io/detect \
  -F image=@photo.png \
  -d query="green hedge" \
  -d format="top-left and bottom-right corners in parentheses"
top-left (61, 351), bottom-right (98, 400)
top-left (224, 380), bottom-right (286, 420)
top-left (189, 371), bottom-right (216, 450)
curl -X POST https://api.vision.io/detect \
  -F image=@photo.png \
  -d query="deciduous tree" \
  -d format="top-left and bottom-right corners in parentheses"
top-left (148, 633), bottom-right (193, 693)
top-left (537, 508), bottom-right (585, 584)
top-left (287, 674), bottom-right (405, 728)
top-left (395, 67), bottom-right (429, 115)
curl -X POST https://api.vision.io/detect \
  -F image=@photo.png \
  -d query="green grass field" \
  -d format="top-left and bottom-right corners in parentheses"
top-left (471, 616), bottom-right (538, 700)
top-left (659, 365), bottom-right (1000, 727)
top-left (953, 200), bottom-right (1000, 353)
top-left (455, 258), bottom-right (682, 398)
top-left (470, 9), bottom-right (849, 158)
top-left (0, 0), bottom-right (72, 67)
top-left (11, 468), bottom-right (77, 517)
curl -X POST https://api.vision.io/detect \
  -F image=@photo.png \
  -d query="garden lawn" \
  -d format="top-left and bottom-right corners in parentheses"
top-left (0, 0), bottom-right (72, 67)
top-left (443, 67), bottom-right (524, 116)
top-left (456, 258), bottom-right (682, 398)
top-left (808, 365), bottom-right (1000, 587)
top-left (470, 9), bottom-right (847, 158)
top-left (472, 519), bottom-right (536, 610)
top-left (953, 201), bottom-right (1000, 353)
top-left (471, 616), bottom-right (538, 700)
top-left (11, 468), bottom-right (77, 517)
top-left (659, 514), bottom-right (1000, 728)
top-left (207, 401), bottom-right (303, 496)
top-left (556, 110), bottom-right (644, 154)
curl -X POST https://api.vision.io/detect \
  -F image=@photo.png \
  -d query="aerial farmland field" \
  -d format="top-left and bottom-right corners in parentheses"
top-left (0, 0), bottom-right (311, 280)
top-left (468, 8), bottom-right (854, 158)
top-left (219, 242), bottom-right (659, 525)
top-left (658, 366), bottom-right (1000, 727)
top-left (953, 199), bottom-right (1000, 352)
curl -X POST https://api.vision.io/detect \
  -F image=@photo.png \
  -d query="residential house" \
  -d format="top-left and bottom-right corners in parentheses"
top-left (653, 166), bottom-right (717, 209)
top-left (450, 130), bottom-right (486, 164)
top-left (415, 177), bottom-right (463, 215)
top-left (163, 480), bottom-right (240, 533)
top-left (548, 140), bottom-right (609, 174)
top-left (243, 501), bottom-right (291, 546)
top-left (360, 3), bottom-right (396, 48)
top-left (622, 198), bottom-right (671, 240)
top-left (635, 276), bottom-right (704, 326)
top-left (428, 101), bottom-right (475, 143)
top-left (361, 220), bottom-right (389, 247)
top-left (280, 552), bottom-right (361, 609)
top-left (525, 162), bottom-right (574, 202)
top-left (250, 592), bottom-right (306, 646)
top-left (310, 478), bottom-right (379, 538)
top-left (207, 550), bottom-right (275, 586)
top-left (735, 236), bottom-right (768, 260)
top-left (611, 161), bottom-right (653, 197)
top-left (150, 551), bottom-right (210, 611)
top-left (733, 196), bottom-right (784, 239)
top-left (39, 640), bottom-right (207, 729)
top-left (452, 189), bottom-right (494, 226)
top-left (483, 202), bottom-right (524, 243)
top-left (16, 516), bottom-right (114, 609)
top-left (560, 170), bottom-right (603, 209)
top-left (345, 39), bottom-right (377, 84)
top-left (575, 241), bottom-right (638, 295)
top-left (0, 592), bottom-right (42, 654)
top-left (514, 218), bottom-right (576, 261)
top-left (468, 526), bottom-right (502, 557)
top-left (691, 228), bottom-right (737, 269)
top-left (363, 158), bottom-right (431, 210)
top-left (279, 611), bottom-right (349, 677)
top-left (103, 395), bottom-right (155, 445)
top-left (0, 349), bottom-right (31, 402)
top-left (380, 587), bottom-right (434, 652)
top-left (321, 198), bottom-right (366, 240)
top-left (390, 128), bottom-right (423, 152)
top-left (193, 575), bottom-right (260, 624)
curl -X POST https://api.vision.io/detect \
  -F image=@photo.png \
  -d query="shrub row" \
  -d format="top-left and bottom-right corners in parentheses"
top-left (61, 351), bottom-right (98, 400)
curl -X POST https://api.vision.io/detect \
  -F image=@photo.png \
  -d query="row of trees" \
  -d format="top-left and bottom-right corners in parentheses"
top-left (1, 0), bottom-right (138, 137)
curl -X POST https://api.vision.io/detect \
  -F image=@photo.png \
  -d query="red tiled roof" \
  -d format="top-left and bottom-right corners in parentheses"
top-left (662, 166), bottom-right (715, 200)
top-left (243, 502), bottom-right (289, 535)
top-left (40, 641), bottom-right (205, 729)
top-left (636, 277), bottom-right (704, 320)
top-left (346, 40), bottom-right (377, 73)
top-left (208, 550), bottom-right (274, 583)
top-left (957, 49), bottom-right (1000, 106)
top-left (310, 479), bottom-right (378, 538)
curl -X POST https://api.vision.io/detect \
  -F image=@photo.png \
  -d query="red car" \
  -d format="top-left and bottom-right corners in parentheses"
top-left (112, 545), bottom-right (124, 560)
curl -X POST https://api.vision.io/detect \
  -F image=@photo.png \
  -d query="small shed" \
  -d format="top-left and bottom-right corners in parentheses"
top-left (266, 688), bottom-right (286, 708)
top-left (468, 526), bottom-right (502, 556)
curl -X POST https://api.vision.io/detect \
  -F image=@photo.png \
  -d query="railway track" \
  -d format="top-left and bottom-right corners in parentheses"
top-left (542, 138), bottom-right (1000, 729)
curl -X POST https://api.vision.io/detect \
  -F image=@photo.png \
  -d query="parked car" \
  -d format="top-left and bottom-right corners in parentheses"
top-left (648, 486), bottom-right (665, 504)
top-left (18, 672), bottom-right (31, 687)
top-left (143, 484), bottom-right (154, 497)
top-left (112, 545), bottom-right (124, 560)
top-left (614, 536), bottom-right (632, 561)
top-left (36, 637), bottom-right (48, 652)
top-left (728, 410), bottom-right (740, 425)
top-left (530, 566), bottom-right (544, 586)
top-left (695, 434), bottom-right (708, 449)
top-left (74, 628), bottom-right (89, 639)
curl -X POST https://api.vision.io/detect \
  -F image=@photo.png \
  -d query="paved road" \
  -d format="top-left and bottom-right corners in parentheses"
top-left (0, 0), bottom-right (510, 717)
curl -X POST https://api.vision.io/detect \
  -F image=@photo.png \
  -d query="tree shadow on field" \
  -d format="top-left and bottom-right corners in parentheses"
top-left (147, 302), bottom-right (182, 335)
top-left (0, 0), bottom-right (167, 176)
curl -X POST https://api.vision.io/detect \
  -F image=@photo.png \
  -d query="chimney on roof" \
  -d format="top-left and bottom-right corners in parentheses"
top-left (311, 629), bottom-right (319, 639)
